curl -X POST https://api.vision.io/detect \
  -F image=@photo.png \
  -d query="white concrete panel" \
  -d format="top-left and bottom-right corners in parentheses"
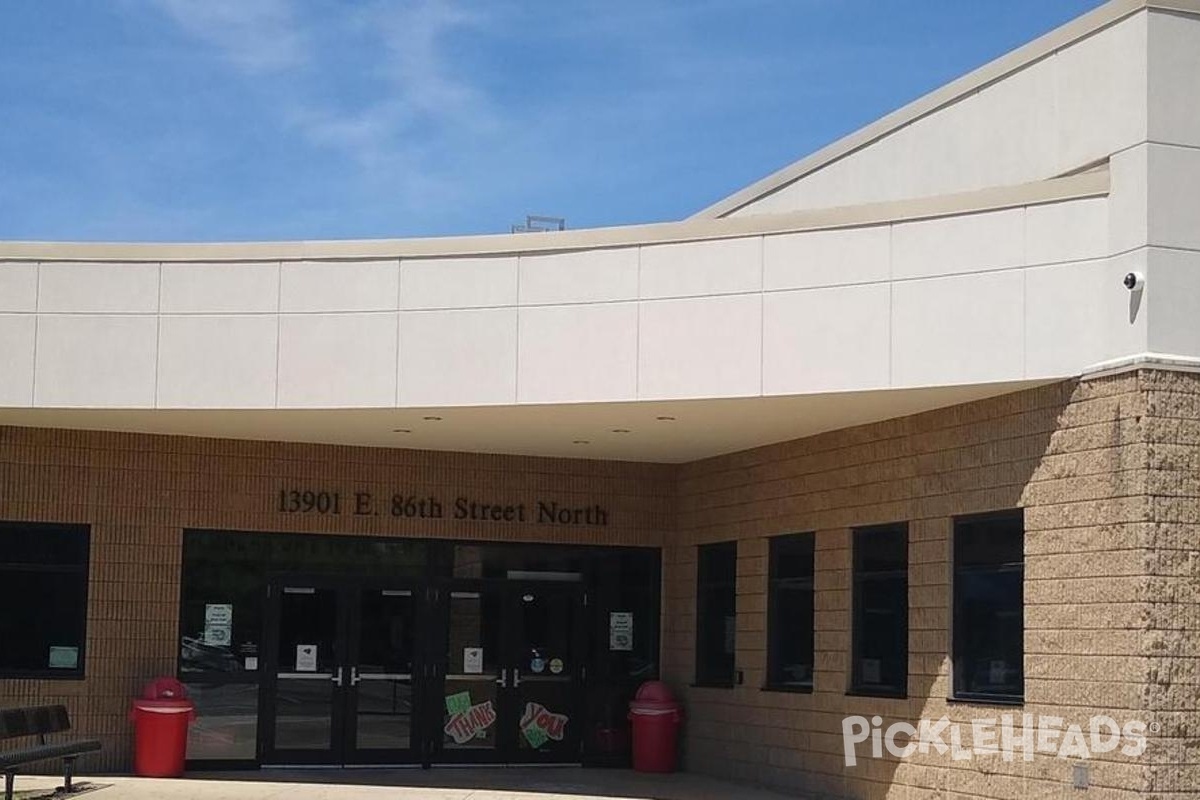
top-left (1026, 197), bottom-right (1109, 266)
top-left (1055, 15), bottom-right (1148, 169)
top-left (638, 237), bottom-right (761, 299)
top-left (519, 248), bottom-right (639, 305)
top-left (734, 137), bottom-right (900, 216)
top-left (281, 260), bottom-right (399, 312)
top-left (38, 262), bottom-right (159, 313)
top-left (400, 257), bottom-right (518, 310)
top-left (517, 303), bottom-right (638, 403)
top-left (638, 295), bottom-right (761, 400)
top-left (892, 208), bottom-right (1025, 280)
top-left (278, 313), bottom-right (397, 407)
top-left (730, 47), bottom-right (1058, 217)
top-left (0, 264), bottom-right (37, 312)
top-left (763, 226), bottom-right (889, 291)
top-left (879, 94), bottom-right (985, 204)
top-left (399, 308), bottom-right (517, 406)
top-left (891, 271), bottom-right (1024, 387)
top-left (161, 262), bottom-right (279, 313)
top-left (157, 315), bottom-right (278, 408)
top-left (1108, 145), bottom-right (1149, 256)
top-left (0, 315), bottom-right (35, 406)
top-left (1148, 248), bottom-right (1200, 360)
top-left (1147, 143), bottom-right (1200, 251)
top-left (763, 284), bottom-right (890, 394)
top-left (1024, 260), bottom-right (1110, 377)
top-left (1148, 11), bottom-right (1200, 148)
top-left (959, 56), bottom-right (1060, 191)
top-left (34, 315), bottom-right (158, 406)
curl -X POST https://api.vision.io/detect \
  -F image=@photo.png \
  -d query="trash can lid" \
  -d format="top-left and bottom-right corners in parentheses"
top-left (131, 698), bottom-right (194, 713)
top-left (633, 681), bottom-right (675, 704)
top-left (629, 680), bottom-right (680, 713)
top-left (143, 677), bottom-right (188, 700)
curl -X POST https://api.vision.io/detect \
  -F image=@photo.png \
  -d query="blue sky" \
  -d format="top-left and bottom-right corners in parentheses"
top-left (0, 0), bottom-right (1104, 242)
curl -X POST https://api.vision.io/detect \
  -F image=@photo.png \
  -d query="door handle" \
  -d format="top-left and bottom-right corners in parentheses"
top-left (513, 668), bottom-right (522, 688)
top-left (496, 668), bottom-right (508, 689)
top-left (331, 666), bottom-right (344, 687)
top-left (350, 667), bottom-right (361, 687)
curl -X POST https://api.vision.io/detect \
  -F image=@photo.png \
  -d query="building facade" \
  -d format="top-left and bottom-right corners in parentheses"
top-left (2, 0), bottom-right (1200, 796)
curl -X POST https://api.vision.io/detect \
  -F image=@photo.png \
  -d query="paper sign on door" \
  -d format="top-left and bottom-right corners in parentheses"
top-left (445, 691), bottom-right (472, 716)
top-left (295, 644), bottom-right (318, 672)
top-left (609, 612), bottom-right (633, 651)
top-left (204, 603), bottom-right (233, 646)
top-left (463, 647), bottom-right (483, 674)
top-left (443, 700), bottom-right (497, 744)
top-left (520, 702), bottom-right (568, 749)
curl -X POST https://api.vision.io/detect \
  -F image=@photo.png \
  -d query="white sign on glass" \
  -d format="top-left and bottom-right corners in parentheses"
top-left (609, 612), bottom-right (633, 651)
top-left (463, 647), bottom-right (483, 674)
top-left (204, 624), bottom-right (232, 647)
top-left (204, 604), bottom-right (233, 625)
top-left (296, 644), bottom-right (318, 672)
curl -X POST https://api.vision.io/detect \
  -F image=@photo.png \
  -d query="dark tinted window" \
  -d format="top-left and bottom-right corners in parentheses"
top-left (851, 524), bottom-right (907, 697)
top-left (953, 511), bottom-right (1024, 702)
top-left (695, 541), bottom-right (737, 687)
top-left (766, 533), bottom-right (815, 691)
top-left (0, 522), bottom-right (89, 678)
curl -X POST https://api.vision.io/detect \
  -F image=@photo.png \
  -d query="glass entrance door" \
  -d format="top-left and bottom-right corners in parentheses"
top-left (509, 582), bottom-right (585, 762)
top-left (435, 584), bottom-right (506, 762)
top-left (261, 577), bottom-right (423, 765)
top-left (428, 580), bottom-right (585, 764)
top-left (343, 584), bottom-right (419, 763)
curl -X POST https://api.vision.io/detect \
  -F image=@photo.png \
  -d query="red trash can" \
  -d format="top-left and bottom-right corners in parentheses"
top-left (628, 681), bottom-right (683, 773)
top-left (130, 677), bottom-right (195, 777)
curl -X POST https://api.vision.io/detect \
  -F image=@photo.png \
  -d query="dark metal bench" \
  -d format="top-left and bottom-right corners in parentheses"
top-left (0, 705), bottom-right (100, 800)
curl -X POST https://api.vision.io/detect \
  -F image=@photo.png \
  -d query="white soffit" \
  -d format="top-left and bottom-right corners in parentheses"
top-left (0, 380), bottom-right (1052, 463)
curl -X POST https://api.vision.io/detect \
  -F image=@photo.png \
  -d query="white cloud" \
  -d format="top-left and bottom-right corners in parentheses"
top-left (135, 0), bottom-right (821, 229)
top-left (147, 0), bottom-right (307, 73)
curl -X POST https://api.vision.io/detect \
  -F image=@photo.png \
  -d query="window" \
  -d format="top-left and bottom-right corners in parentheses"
top-left (766, 533), bottom-right (815, 691)
top-left (0, 522), bottom-right (90, 678)
top-left (851, 524), bottom-right (908, 697)
top-left (695, 541), bottom-right (737, 687)
top-left (953, 511), bottom-right (1024, 703)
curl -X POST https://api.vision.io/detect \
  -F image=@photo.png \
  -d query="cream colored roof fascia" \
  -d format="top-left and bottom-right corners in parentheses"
top-left (0, 168), bottom-right (1107, 264)
top-left (691, 0), bottom-right (1200, 221)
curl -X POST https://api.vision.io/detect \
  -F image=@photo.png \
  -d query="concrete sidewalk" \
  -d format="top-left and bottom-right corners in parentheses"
top-left (9, 767), bottom-right (799, 800)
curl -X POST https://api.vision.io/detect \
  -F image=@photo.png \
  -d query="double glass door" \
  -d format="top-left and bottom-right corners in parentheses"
top-left (262, 577), bottom-right (421, 765)
top-left (434, 580), bottom-right (584, 763)
top-left (260, 575), bottom-right (583, 766)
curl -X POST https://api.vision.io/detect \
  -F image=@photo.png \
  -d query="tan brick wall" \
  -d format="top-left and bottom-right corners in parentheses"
top-left (664, 371), bottom-right (1200, 798)
top-left (3, 368), bottom-right (1197, 794)
top-left (0, 428), bottom-right (674, 771)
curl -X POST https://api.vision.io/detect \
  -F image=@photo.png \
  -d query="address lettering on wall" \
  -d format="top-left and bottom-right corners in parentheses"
top-left (276, 488), bottom-right (608, 527)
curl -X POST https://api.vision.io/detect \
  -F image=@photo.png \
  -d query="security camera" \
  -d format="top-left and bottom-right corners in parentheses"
top-left (1123, 271), bottom-right (1145, 291)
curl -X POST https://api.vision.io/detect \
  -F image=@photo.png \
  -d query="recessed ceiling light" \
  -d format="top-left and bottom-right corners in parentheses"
top-left (611, 428), bottom-right (631, 434)
top-left (422, 416), bottom-right (442, 421)
top-left (392, 428), bottom-right (412, 434)
top-left (655, 415), bottom-right (676, 421)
